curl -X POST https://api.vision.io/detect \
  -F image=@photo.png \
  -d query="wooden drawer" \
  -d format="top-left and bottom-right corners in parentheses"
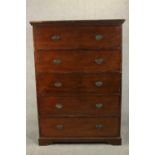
top-left (36, 73), bottom-right (121, 95)
top-left (38, 95), bottom-right (120, 116)
top-left (40, 117), bottom-right (120, 137)
top-left (36, 50), bottom-right (121, 73)
top-left (34, 25), bottom-right (121, 49)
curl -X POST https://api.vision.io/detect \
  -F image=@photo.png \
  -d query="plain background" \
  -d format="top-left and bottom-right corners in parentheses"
top-left (26, 0), bottom-right (129, 154)
top-left (1, 0), bottom-right (155, 155)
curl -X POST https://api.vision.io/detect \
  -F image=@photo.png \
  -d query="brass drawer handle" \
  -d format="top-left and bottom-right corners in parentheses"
top-left (95, 34), bottom-right (104, 41)
top-left (55, 103), bottom-right (63, 109)
top-left (96, 124), bottom-right (104, 129)
top-left (95, 81), bottom-right (103, 87)
top-left (54, 82), bottom-right (62, 88)
top-left (51, 35), bottom-right (61, 41)
top-left (53, 59), bottom-right (61, 65)
top-left (56, 124), bottom-right (64, 130)
top-left (96, 103), bottom-right (104, 109)
top-left (95, 58), bottom-right (104, 64)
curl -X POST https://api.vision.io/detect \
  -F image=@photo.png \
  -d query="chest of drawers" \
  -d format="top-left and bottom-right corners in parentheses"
top-left (30, 20), bottom-right (125, 145)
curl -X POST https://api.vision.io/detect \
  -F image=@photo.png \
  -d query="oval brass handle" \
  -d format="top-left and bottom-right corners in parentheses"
top-left (96, 124), bottom-right (104, 129)
top-left (95, 58), bottom-right (104, 64)
top-left (53, 59), bottom-right (61, 65)
top-left (56, 124), bottom-right (64, 130)
top-left (55, 103), bottom-right (63, 109)
top-left (96, 103), bottom-right (104, 109)
top-left (95, 81), bottom-right (103, 87)
top-left (54, 82), bottom-right (62, 88)
top-left (95, 34), bottom-right (104, 41)
top-left (51, 35), bottom-right (61, 41)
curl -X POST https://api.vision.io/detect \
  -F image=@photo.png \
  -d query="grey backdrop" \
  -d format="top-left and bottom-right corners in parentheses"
top-left (27, 0), bottom-right (129, 154)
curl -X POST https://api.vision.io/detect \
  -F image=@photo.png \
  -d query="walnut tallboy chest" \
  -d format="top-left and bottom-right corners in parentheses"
top-left (30, 20), bottom-right (125, 145)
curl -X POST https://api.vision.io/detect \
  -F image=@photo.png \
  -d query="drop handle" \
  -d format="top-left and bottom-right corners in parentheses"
top-left (96, 124), bottom-right (104, 129)
top-left (54, 82), bottom-right (62, 88)
top-left (95, 58), bottom-right (104, 64)
top-left (95, 34), bottom-right (104, 41)
top-left (53, 59), bottom-right (61, 65)
top-left (56, 124), bottom-right (64, 130)
top-left (95, 81), bottom-right (103, 87)
top-left (55, 103), bottom-right (63, 109)
top-left (51, 35), bottom-right (61, 41)
top-left (96, 103), bottom-right (104, 109)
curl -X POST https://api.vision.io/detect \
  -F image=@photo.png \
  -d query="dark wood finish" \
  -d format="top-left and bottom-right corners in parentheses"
top-left (39, 137), bottom-right (122, 145)
top-left (34, 25), bottom-right (121, 49)
top-left (38, 95), bottom-right (120, 116)
top-left (30, 19), bottom-right (124, 145)
top-left (30, 19), bottom-right (125, 26)
top-left (36, 50), bottom-right (121, 73)
top-left (36, 73), bottom-right (121, 95)
top-left (40, 117), bottom-right (120, 137)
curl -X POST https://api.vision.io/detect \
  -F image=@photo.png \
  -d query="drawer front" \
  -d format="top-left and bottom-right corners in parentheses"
top-left (34, 25), bottom-right (121, 49)
top-left (36, 73), bottom-right (121, 95)
top-left (40, 117), bottom-right (120, 137)
top-left (38, 95), bottom-right (120, 116)
top-left (36, 50), bottom-right (121, 73)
